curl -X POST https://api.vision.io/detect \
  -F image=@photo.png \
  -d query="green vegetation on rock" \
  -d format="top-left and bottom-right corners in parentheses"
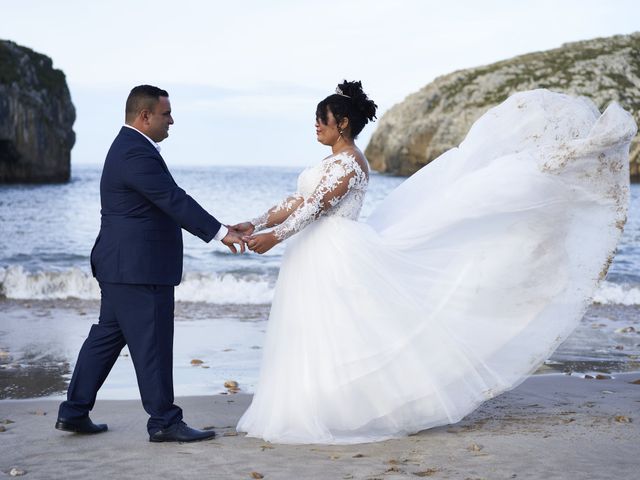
top-left (0, 39), bottom-right (75, 183)
top-left (0, 41), bottom-right (68, 96)
top-left (366, 32), bottom-right (640, 180)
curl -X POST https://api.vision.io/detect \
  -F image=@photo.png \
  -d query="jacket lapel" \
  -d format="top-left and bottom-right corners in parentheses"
top-left (121, 127), bottom-right (176, 184)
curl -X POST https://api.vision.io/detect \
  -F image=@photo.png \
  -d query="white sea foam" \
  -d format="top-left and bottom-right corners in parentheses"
top-left (0, 266), bottom-right (274, 304)
top-left (175, 271), bottom-right (273, 304)
top-left (0, 266), bottom-right (101, 300)
top-left (593, 281), bottom-right (640, 306)
top-left (1, 265), bottom-right (638, 306)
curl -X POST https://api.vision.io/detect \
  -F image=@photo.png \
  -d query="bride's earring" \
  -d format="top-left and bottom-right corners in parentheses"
top-left (338, 128), bottom-right (344, 142)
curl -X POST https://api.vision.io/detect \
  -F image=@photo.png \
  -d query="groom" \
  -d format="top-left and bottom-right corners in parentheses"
top-left (56, 85), bottom-right (244, 442)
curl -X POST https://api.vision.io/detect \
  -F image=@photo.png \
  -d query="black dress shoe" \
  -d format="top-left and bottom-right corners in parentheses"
top-left (149, 421), bottom-right (216, 443)
top-left (55, 416), bottom-right (108, 434)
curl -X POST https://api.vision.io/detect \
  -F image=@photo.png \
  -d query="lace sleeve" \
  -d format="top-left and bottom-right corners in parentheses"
top-left (272, 154), bottom-right (364, 241)
top-left (251, 194), bottom-right (304, 232)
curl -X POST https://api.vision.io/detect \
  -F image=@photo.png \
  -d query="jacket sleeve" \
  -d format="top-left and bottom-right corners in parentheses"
top-left (122, 148), bottom-right (222, 242)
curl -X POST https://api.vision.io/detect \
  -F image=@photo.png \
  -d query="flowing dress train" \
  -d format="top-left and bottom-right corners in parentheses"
top-left (236, 89), bottom-right (637, 444)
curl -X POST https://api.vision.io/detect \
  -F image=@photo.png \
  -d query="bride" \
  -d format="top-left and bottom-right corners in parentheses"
top-left (232, 80), bottom-right (637, 444)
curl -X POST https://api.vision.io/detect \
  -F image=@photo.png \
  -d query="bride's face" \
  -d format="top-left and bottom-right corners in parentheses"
top-left (315, 108), bottom-right (341, 146)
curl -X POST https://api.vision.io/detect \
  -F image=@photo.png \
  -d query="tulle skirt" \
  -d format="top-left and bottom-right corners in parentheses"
top-left (236, 90), bottom-right (637, 444)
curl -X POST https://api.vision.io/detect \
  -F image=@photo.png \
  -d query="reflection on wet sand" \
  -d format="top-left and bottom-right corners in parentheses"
top-left (1, 364), bottom-right (70, 399)
top-left (0, 298), bottom-right (638, 399)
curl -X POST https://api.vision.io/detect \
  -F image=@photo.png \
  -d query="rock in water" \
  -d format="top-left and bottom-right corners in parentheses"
top-left (366, 32), bottom-right (640, 180)
top-left (0, 39), bottom-right (75, 183)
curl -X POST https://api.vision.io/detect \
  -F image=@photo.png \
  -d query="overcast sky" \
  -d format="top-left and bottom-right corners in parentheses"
top-left (2, 0), bottom-right (639, 168)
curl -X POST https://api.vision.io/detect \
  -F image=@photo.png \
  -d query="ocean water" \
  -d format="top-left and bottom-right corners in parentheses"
top-left (0, 165), bottom-right (404, 302)
top-left (1, 165), bottom-right (639, 304)
top-left (0, 165), bottom-right (639, 399)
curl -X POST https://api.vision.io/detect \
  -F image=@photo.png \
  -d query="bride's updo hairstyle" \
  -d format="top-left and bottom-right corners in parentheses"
top-left (316, 80), bottom-right (378, 139)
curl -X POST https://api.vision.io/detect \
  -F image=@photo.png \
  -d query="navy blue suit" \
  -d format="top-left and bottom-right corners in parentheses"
top-left (59, 126), bottom-right (222, 433)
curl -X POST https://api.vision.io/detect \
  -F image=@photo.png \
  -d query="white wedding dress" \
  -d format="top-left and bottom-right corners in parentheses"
top-left (236, 89), bottom-right (637, 444)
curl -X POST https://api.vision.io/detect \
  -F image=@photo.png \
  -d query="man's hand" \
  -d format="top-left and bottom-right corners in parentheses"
top-left (222, 230), bottom-right (246, 254)
top-left (246, 232), bottom-right (279, 254)
top-left (228, 222), bottom-right (255, 236)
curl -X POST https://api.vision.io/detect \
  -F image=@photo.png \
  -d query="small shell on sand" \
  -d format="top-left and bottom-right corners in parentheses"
top-left (190, 359), bottom-right (204, 366)
top-left (9, 468), bottom-right (27, 477)
top-left (224, 380), bottom-right (239, 389)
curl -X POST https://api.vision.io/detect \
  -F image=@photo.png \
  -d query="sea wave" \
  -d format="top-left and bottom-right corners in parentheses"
top-left (0, 266), bottom-right (274, 304)
top-left (1, 266), bottom-right (638, 306)
top-left (593, 281), bottom-right (640, 306)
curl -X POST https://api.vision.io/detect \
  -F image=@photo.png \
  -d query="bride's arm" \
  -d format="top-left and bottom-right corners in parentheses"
top-left (251, 194), bottom-right (305, 232)
top-left (247, 155), bottom-right (364, 253)
top-left (229, 194), bottom-right (303, 235)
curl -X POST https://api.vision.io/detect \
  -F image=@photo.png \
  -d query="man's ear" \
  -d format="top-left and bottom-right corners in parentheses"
top-left (140, 109), bottom-right (151, 124)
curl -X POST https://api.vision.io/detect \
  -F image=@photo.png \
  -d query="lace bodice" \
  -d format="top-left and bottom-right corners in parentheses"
top-left (251, 152), bottom-right (368, 241)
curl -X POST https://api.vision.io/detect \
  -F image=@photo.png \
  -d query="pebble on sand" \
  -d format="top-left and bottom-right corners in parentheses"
top-left (414, 469), bottom-right (439, 477)
top-left (190, 359), bottom-right (204, 366)
top-left (614, 415), bottom-right (632, 423)
top-left (9, 468), bottom-right (26, 477)
top-left (615, 326), bottom-right (636, 334)
top-left (224, 382), bottom-right (241, 394)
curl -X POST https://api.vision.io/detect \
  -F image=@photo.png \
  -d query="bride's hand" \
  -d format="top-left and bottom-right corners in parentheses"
top-left (246, 232), bottom-right (279, 254)
top-left (228, 222), bottom-right (255, 236)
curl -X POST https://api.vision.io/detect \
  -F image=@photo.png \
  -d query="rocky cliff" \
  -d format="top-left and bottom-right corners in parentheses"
top-left (0, 40), bottom-right (75, 183)
top-left (366, 33), bottom-right (640, 180)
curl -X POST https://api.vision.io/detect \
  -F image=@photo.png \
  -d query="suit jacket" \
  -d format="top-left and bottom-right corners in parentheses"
top-left (90, 126), bottom-right (221, 285)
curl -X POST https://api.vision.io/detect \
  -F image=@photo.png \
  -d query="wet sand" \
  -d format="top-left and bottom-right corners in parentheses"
top-left (0, 299), bottom-right (271, 399)
top-left (2, 299), bottom-right (640, 401)
top-left (1, 373), bottom-right (638, 479)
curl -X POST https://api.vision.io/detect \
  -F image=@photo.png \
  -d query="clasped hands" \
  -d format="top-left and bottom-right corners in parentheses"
top-left (221, 222), bottom-right (279, 254)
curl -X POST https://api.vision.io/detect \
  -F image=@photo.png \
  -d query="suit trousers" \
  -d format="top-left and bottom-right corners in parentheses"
top-left (58, 282), bottom-right (183, 434)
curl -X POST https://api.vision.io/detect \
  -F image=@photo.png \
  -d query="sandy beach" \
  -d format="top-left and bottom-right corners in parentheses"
top-left (2, 299), bottom-right (640, 478)
top-left (1, 372), bottom-right (638, 479)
